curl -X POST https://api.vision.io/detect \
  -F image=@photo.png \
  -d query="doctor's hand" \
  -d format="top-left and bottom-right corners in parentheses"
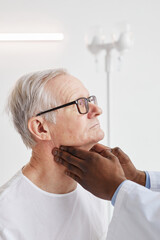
top-left (111, 145), bottom-right (146, 186)
top-left (91, 144), bottom-right (145, 186)
top-left (53, 146), bottom-right (126, 200)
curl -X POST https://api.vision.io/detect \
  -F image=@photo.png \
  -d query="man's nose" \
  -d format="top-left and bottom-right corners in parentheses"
top-left (87, 103), bottom-right (102, 119)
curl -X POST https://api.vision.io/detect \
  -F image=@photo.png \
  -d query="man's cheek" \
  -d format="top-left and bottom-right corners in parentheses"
top-left (68, 130), bottom-right (86, 145)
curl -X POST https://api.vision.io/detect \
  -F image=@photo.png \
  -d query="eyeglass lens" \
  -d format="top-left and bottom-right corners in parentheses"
top-left (77, 96), bottom-right (97, 114)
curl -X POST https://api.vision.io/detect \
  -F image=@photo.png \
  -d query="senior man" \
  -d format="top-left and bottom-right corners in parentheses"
top-left (0, 69), bottom-right (108, 240)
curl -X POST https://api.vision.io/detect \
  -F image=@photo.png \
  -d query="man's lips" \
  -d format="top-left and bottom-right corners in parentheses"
top-left (90, 123), bottom-right (100, 129)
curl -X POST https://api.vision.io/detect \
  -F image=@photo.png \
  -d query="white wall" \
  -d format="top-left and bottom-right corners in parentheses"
top-left (1, 0), bottom-right (160, 185)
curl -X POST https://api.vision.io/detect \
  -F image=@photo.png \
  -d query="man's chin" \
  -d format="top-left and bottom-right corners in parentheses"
top-left (79, 133), bottom-right (105, 151)
top-left (93, 129), bottom-right (105, 143)
top-left (78, 143), bottom-right (95, 151)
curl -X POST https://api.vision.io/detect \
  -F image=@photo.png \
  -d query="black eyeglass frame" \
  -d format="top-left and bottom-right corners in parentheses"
top-left (36, 95), bottom-right (97, 116)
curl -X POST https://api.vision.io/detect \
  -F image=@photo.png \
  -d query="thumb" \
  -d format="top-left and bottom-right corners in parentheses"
top-left (90, 144), bottom-right (111, 158)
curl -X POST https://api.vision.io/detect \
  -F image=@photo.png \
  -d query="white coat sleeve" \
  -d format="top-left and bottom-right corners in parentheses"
top-left (107, 180), bottom-right (160, 240)
top-left (149, 171), bottom-right (160, 192)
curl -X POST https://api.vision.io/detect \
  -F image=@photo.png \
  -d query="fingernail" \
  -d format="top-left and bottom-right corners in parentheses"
top-left (53, 149), bottom-right (58, 156)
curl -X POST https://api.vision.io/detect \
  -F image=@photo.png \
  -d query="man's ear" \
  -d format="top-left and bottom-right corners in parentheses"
top-left (28, 116), bottom-right (51, 141)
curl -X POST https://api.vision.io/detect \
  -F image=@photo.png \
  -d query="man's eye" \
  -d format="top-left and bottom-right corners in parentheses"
top-left (79, 100), bottom-right (85, 106)
top-left (78, 99), bottom-right (85, 107)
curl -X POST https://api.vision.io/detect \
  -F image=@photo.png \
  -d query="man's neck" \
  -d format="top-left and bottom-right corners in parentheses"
top-left (22, 142), bottom-right (77, 194)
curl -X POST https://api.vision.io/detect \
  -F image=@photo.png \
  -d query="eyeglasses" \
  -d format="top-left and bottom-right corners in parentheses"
top-left (36, 95), bottom-right (97, 116)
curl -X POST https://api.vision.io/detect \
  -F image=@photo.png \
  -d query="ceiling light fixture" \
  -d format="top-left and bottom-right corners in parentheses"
top-left (0, 33), bottom-right (64, 41)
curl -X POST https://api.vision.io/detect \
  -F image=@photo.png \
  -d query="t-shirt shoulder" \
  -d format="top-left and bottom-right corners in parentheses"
top-left (0, 170), bottom-right (22, 201)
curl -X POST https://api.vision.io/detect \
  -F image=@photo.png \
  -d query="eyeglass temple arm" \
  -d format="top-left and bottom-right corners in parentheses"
top-left (36, 101), bottom-right (76, 116)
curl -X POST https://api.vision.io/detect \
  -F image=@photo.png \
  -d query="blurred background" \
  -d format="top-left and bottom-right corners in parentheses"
top-left (0, 0), bottom-right (160, 189)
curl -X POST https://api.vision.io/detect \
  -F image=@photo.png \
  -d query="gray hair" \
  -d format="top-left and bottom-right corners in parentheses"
top-left (7, 68), bottom-right (68, 148)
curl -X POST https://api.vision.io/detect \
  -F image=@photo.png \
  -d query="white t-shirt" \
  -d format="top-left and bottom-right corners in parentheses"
top-left (0, 170), bottom-right (108, 240)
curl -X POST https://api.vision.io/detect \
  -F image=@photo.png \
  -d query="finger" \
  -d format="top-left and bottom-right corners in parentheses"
top-left (111, 147), bottom-right (129, 163)
top-left (60, 146), bottom-right (96, 161)
top-left (90, 143), bottom-right (111, 154)
top-left (53, 148), bottom-right (86, 171)
top-left (54, 156), bottom-right (84, 178)
top-left (91, 144), bottom-right (113, 159)
top-left (65, 171), bottom-right (81, 184)
top-left (95, 147), bottom-right (118, 160)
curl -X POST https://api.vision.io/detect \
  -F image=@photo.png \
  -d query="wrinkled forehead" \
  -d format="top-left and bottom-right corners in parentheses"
top-left (46, 74), bottom-right (89, 103)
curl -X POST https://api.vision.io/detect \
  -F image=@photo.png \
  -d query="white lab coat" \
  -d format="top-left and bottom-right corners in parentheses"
top-left (107, 172), bottom-right (160, 240)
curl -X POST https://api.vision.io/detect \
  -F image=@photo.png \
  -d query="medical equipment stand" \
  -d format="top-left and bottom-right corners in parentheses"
top-left (87, 27), bottom-right (133, 222)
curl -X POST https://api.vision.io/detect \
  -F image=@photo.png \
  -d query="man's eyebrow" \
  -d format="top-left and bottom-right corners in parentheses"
top-left (70, 93), bottom-right (90, 101)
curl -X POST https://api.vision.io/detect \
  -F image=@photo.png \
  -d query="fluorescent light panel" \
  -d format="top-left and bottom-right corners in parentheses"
top-left (0, 33), bottom-right (64, 41)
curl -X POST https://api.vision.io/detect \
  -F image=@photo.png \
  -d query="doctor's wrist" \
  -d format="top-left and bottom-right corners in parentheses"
top-left (133, 170), bottom-right (146, 186)
top-left (110, 176), bottom-right (127, 200)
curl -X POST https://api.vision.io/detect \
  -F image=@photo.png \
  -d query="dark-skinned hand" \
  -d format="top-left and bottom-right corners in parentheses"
top-left (90, 144), bottom-right (145, 186)
top-left (53, 146), bottom-right (126, 200)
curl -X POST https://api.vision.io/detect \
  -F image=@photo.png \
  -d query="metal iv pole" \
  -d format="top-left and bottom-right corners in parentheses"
top-left (86, 27), bottom-right (133, 223)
